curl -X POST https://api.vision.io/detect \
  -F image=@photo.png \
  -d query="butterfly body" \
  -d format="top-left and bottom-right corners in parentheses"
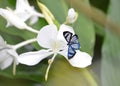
top-left (63, 31), bottom-right (80, 59)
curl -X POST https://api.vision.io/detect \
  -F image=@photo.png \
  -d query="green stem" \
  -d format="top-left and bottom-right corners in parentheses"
top-left (25, 25), bottom-right (39, 33)
top-left (12, 38), bottom-right (37, 50)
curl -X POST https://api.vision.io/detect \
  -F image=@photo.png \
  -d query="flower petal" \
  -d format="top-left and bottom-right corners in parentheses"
top-left (0, 8), bottom-right (27, 29)
top-left (7, 49), bottom-right (19, 65)
top-left (30, 6), bottom-right (44, 17)
top-left (29, 15), bottom-right (38, 25)
top-left (15, 0), bottom-right (33, 22)
top-left (15, 0), bottom-right (44, 24)
top-left (68, 50), bottom-right (92, 68)
top-left (0, 36), bottom-right (6, 49)
top-left (14, 11), bottom-right (31, 22)
top-left (37, 24), bottom-right (58, 48)
top-left (66, 8), bottom-right (77, 23)
top-left (0, 50), bottom-right (10, 63)
top-left (58, 46), bottom-right (68, 57)
top-left (0, 57), bottom-right (13, 70)
top-left (18, 49), bottom-right (53, 66)
top-left (68, 8), bottom-right (76, 20)
top-left (15, 0), bottom-right (30, 11)
top-left (57, 24), bottom-right (75, 44)
top-left (60, 50), bottom-right (92, 68)
top-left (0, 49), bottom-right (18, 69)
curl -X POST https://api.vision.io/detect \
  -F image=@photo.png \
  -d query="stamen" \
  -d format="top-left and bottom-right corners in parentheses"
top-left (13, 60), bottom-right (16, 75)
top-left (45, 53), bottom-right (57, 81)
top-left (51, 40), bottom-right (65, 53)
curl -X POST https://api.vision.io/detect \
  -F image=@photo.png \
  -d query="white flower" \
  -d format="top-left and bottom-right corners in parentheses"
top-left (0, 35), bottom-right (37, 75)
top-left (0, 36), bottom-right (19, 71)
top-left (0, 8), bottom-right (39, 33)
top-left (0, 0), bottom-right (44, 33)
top-left (18, 24), bottom-right (92, 80)
top-left (14, 0), bottom-right (44, 25)
top-left (66, 8), bottom-right (78, 24)
top-left (0, 8), bottom-right (27, 29)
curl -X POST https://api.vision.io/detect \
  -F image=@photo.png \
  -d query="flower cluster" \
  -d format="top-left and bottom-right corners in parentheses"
top-left (0, 0), bottom-right (92, 80)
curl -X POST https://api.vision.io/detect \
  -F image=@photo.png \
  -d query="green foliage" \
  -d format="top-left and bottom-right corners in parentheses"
top-left (44, 57), bottom-right (97, 86)
top-left (73, 11), bottom-right (95, 55)
top-left (101, 0), bottom-right (120, 86)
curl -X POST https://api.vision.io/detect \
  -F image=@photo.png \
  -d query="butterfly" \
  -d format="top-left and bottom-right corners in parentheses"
top-left (63, 31), bottom-right (80, 59)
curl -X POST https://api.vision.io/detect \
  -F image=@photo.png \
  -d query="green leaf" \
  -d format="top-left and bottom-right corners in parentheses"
top-left (0, 31), bottom-right (22, 45)
top-left (72, 0), bottom-right (95, 55)
top-left (0, 61), bottom-right (48, 83)
top-left (0, 75), bottom-right (36, 86)
top-left (73, 13), bottom-right (95, 55)
top-left (44, 57), bottom-right (98, 86)
top-left (40, 0), bottom-right (68, 23)
top-left (0, 0), bottom-right (14, 8)
top-left (101, 0), bottom-right (120, 86)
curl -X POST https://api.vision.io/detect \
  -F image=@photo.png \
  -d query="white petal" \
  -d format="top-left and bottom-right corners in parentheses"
top-left (0, 57), bottom-right (13, 70)
top-left (66, 8), bottom-right (77, 23)
top-left (16, 0), bottom-right (30, 11)
top-left (29, 15), bottom-right (38, 25)
top-left (14, 11), bottom-right (31, 22)
top-left (15, 0), bottom-right (32, 22)
top-left (0, 8), bottom-right (27, 29)
top-left (69, 50), bottom-right (92, 68)
top-left (16, 0), bottom-right (43, 18)
top-left (18, 50), bottom-right (53, 66)
top-left (37, 24), bottom-right (58, 48)
top-left (30, 6), bottom-right (44, 17)
top-left (60, 50), bottom-right (92, 68)
top-left (0, 50), bottom-right (10, 63)
top-left (57, 24), bottom-right (75, 44)
top-left (58, 48), bottom-right (68, 58)
top-left (68, 8), bottom-right (76, 19)
top-left (0, 36), bottom-right (6, 49)
top-left (0, 49), bottom-right (18, 70)
top-left (7, 49), bottom-right (18, 57)
top-left (32, 11), bottom-right (44, 18)
top-left (7, 49), bottom-right (19, 65)
top-left (15, 0), bottom-right (43, 25)
top-left (24, 0), bottom-right (30, 5)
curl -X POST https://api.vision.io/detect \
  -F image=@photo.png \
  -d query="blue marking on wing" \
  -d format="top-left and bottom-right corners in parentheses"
top-left (63, 31), bottom-right (80, 59)
top-left (70, 34), bottom-right (80, 50)
top-left (68, 45), bottom-right (76, 59)
top-left (71, 43), bottom-right (80, 50)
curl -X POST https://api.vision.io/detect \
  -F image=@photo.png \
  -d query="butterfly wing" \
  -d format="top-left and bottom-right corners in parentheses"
top-left (63, 31), bottom-right (80, 59)
top-left (68, 45), bottom-right (76, 59)
top-left (70, 35), bottom-right (80, 50)
top-left (63, 31), bottom-right (72, 43)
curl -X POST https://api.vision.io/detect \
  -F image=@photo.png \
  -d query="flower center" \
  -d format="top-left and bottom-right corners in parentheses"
top-left (50, 40), bottom-right (65, 53)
